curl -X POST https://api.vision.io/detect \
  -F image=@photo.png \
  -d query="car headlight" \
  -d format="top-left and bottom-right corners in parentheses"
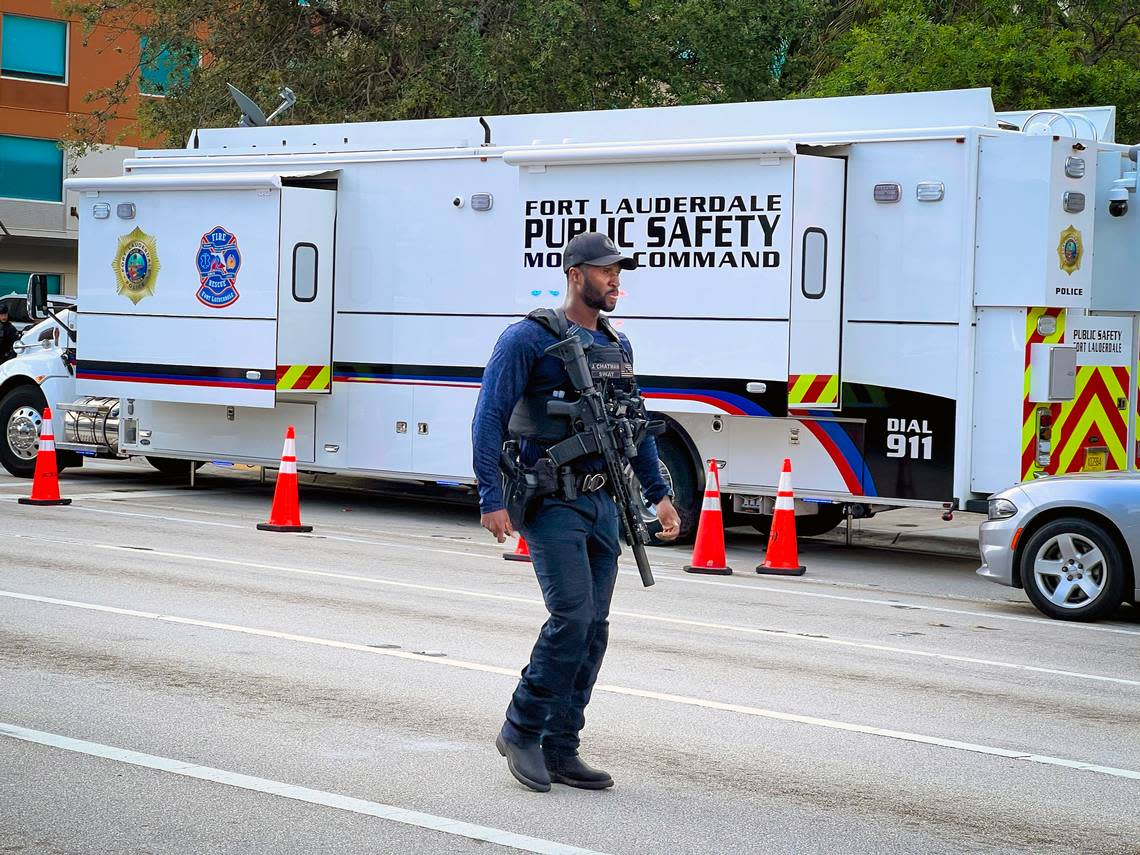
top-left (988, 497), bottom-right (1018, 520)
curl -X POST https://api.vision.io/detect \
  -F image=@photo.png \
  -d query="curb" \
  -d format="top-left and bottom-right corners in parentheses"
top-left (815, 528), bottom-right (980, 559)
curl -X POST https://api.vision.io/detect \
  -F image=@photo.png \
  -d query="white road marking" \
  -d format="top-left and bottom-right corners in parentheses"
top-left (0, 489), bottom-right (191, 502)
top-left (8, 533), bottom-right (1138, 687)
top-left (3, 589), bottom-right (1138, 782)
top-left (11, 499), bottom-right (1139, 637)
top-left (0, 722), bottom-right (606, 855)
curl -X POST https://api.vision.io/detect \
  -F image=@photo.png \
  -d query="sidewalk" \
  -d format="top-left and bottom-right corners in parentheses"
top-left (814, 506), bottom-right (982, 559)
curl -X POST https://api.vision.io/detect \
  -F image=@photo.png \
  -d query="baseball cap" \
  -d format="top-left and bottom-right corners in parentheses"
top-left (562, 232), bottom-right (637, 272)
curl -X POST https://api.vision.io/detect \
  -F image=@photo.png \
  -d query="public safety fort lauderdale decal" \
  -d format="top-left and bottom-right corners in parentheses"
top-left (522, 194), bottom-right (785, 271)
top-left (113, 226), bottom-right (161, 305)
top-left (195, 225), bottom-right (242, 308)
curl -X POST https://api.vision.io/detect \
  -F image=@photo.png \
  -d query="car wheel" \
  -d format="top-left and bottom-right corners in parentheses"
top-left (0, 385), bottom-right (47, 478)
top-left (1019, 518), bottom-right (1126, 621)
top-left (146, 456), bottom-right (205, 476)
top-left (630, 432), bottom-right (699, 544)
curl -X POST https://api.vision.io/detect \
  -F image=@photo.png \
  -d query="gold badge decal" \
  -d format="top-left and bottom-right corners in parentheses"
top-left (112, 226), bottom-right (160, 304)
top-left (1057, 225), bottom-right (1082, 276)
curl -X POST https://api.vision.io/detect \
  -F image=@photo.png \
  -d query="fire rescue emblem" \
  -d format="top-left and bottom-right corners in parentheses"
top-left (196, 225), bottom-right (242, 308)
top-left (1057, 225), bottom-right (1083, 276)
top-left (112, 227), bottom-right (160, 305)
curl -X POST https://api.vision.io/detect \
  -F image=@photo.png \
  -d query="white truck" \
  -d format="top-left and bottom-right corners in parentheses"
top-left (8, 87), bottom-right (1140, 539)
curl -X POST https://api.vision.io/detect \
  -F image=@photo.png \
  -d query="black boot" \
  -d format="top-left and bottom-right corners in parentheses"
top-left (496, 730), bottom-right (551, 792)
top-left (544, 753), bottom-right (614, 789)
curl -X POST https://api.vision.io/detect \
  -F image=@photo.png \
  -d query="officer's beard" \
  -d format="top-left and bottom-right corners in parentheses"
top-left (580, 271), bottom-right (615, 313)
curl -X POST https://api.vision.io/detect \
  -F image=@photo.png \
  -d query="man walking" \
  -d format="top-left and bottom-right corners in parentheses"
top-left (472, 232), bottom-right (680, 792)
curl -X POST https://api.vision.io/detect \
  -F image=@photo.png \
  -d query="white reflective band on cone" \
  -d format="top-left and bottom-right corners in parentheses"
top-left (775, 495), bottom-right (795, 511)
top-left (280, 461), bottom-right (298, 475)
top-left (38, 440), bottom-right (55, 452)
top-left (777, 472), bottom-right (791, 493)
top-left (701, 495), bottom-right (721, 512)
top-left (284, 438), bottom-right (296, 457)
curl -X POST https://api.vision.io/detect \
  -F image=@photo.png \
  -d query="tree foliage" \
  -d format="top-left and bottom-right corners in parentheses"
top-left (807, 0), bottom-right (1140, 141)
top-left (57, 0), bottom-right (828, 150)
top-left (57, 0), bottom-right (1140, 150)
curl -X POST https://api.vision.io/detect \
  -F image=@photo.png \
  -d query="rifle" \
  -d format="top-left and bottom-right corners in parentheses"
top-left (541, 333), bottom-right (663, 587)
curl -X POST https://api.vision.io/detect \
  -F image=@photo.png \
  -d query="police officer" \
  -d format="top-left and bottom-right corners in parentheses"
top-left (472, 232), bottom-right (681, 792)
top-left (0, 305), bottom-right (19, 363)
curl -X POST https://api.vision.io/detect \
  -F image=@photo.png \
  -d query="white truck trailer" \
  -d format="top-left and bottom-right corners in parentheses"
top-left (9, 87), bottom-right (1139, 538)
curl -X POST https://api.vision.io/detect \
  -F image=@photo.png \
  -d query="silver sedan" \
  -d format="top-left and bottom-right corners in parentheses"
top-left (978, 472), bottom-right (1140, 621)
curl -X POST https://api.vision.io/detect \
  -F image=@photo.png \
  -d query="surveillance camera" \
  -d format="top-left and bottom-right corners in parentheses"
top-left (1108, 186), bottom-right (1129, 217)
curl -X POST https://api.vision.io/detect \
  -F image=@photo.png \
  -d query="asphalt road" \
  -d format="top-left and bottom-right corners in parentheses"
top-left (2, 460), bottom-right (1138, 854)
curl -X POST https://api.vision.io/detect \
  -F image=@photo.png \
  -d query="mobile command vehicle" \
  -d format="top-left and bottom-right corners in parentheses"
top-left (12, 87), bottom-right (1140, 541)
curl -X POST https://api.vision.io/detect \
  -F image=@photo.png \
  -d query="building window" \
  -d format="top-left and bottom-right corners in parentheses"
top-left (139, 36), bottom-right (194, 96)
top-left (0, 272), bottom-right (62, 296)
top-left (0, 136), bottom-right (64, 202)
top-left (0, 15), bottom-right (67, 83)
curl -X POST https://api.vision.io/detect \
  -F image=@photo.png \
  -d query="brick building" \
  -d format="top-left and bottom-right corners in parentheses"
top-left (0, 0), bottom-right (167, 299)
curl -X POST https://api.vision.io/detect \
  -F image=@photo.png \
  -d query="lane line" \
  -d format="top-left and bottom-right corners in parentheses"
top-left (0, 722), bottom-right (606, 855)
top-left (3, 589), bottom-right (1138, 782)
top-left (7, 534), bottom-right (1139, 686)
top-left (9, 502), bottom-right (1139, 637)
top-left (87, 543), bottom-right (1140, 688)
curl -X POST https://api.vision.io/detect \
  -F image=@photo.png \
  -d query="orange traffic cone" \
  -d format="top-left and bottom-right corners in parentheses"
top-left (503, 534), bottom-right (532, 562)
top-left (18, 406), bottom-right (71, 507)
top-left (684, 459), bottom-right (732, 575)
top-left (257, 425), bottom-right (312, 533)
top-left (757, 458), bottom-right (805, 576)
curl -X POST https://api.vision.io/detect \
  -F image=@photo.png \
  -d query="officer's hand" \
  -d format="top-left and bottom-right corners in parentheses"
top-left (654, 497), bottom-right (681, 541)
top-left (481, 509), bottom-right (514, 543)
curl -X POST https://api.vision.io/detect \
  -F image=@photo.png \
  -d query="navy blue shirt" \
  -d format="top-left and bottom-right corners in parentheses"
top-left (472, 316), bottom-right (671, 514)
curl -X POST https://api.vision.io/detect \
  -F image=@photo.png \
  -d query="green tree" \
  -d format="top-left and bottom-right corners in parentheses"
top-left (58, 0), bottom-right (827, 150)
top-left (806, 0), bottom-right (1140, 141)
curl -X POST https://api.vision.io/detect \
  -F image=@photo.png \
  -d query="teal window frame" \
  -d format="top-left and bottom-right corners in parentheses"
top-left (0, 272), bottom-right (62, 296)
top-left (0, 135), bottom-right (64, 203)
top-left (0, 14), bottom-right (67, 83)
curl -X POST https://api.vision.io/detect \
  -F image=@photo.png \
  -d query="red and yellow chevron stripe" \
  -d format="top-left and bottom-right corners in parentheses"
top-left (276, 364), bottom-right (331, 392)
top-left (788, 373), bottom-right (839, 408)
top-left (1021, 308), bottom-right (1130, 479)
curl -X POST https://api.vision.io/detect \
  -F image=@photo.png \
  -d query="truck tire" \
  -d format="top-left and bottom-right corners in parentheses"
top-left (637, 432), bottom-right (699, 544)
top-left (1019, 518), bottom-right (1126, 621)
top-left (752, 503), bottom-right (845, 538)
top-left (0, 385), bottom-right (47, 478)
top-left (146, 457), bottom-right (205, 476)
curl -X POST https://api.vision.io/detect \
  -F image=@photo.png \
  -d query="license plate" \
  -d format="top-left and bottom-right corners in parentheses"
top-left (1085, 451), bottom-right (1106, 471)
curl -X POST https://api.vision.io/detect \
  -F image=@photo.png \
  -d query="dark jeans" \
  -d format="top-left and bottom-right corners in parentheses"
top-left (502, 490), bottom-right (621, 758)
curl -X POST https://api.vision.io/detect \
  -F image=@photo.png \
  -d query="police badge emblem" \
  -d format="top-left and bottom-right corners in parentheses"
top-left (195, 225), bottom-right (242, 308)
top-left (1057, 225), bottom-right (1083, 276)
top-left (112, 227), bottom-right (160, 304)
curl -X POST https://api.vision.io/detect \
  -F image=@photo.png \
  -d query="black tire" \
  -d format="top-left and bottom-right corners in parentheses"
top-left (752, 503), bottom-right (845, 538)
top-left (1019, 518), bottom-right (1126, 621)
top-left (146, 456), bottom-right (205, 476)
top-left (0, 384), bottom-right (47, 478)
top-left (638, 432), bottom-right (700, 544)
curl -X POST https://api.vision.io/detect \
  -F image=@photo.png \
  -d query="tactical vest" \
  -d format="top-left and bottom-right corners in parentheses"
top-left (507, 308), bottom-right (635, 443)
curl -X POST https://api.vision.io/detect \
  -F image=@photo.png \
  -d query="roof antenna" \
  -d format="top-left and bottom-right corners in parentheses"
top-left (479, 116), bottom-right (491, 146)
top-left (226, 84), bottom-right (296, 128)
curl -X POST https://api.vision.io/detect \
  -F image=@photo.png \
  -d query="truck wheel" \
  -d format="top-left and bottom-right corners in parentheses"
top-left (146, 457), bottom-right (205, 476)
top-left (0, 385), bottom-right (47, 478)
top-left (1019, 518), bottom-right (1126, 621)
top-left (752, 504), bottom-right (845, 538)
top-left (634, 432), bottom-right (699, 544)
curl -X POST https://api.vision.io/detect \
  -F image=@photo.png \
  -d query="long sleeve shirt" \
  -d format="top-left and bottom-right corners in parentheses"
top-left (471, 317), bottom-right (671, 514)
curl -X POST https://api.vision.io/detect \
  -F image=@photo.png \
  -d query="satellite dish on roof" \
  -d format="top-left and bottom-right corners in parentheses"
top-left (227, 84), bottom-right (268, 127)
top-left (226, 83), bottom-right (297, 128)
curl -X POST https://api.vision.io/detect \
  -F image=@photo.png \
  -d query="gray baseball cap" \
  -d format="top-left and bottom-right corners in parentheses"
top-left (562, 232), bottom-right (637, 272)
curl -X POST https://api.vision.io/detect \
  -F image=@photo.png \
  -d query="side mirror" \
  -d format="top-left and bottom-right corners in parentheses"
top-left (27, 273), bottom-right (49, 321)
